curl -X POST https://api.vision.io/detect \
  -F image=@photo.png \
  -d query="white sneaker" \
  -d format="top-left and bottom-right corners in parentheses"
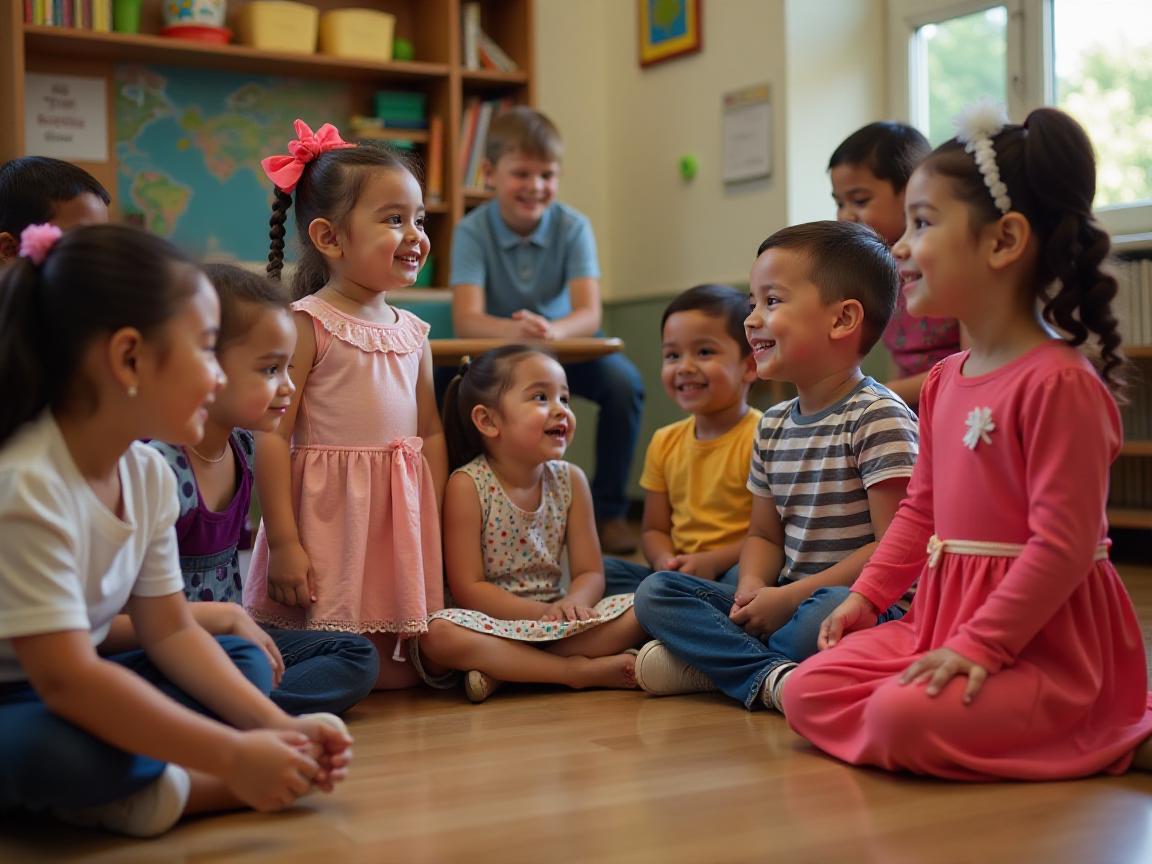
top-left (634, 640), bottom-right (718, 696)
top-left (55, 763), bottom-right (190, 838)
top-left (464, 670), bottom-right (501, 703)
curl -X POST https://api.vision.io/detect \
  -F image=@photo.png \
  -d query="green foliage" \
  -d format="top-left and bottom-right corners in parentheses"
top-left (923, 10), bottom-right (1007, 145)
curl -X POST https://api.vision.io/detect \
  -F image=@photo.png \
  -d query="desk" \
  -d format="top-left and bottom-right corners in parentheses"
top-left (429, 337), bottom-right (624, 366)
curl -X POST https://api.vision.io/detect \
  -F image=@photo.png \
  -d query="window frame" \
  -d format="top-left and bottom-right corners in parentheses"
top-left (886, 0), bottom-right (1151, 248)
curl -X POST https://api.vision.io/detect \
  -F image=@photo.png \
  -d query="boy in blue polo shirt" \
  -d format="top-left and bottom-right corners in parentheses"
top-left (450, 107), bottom-right (645, 553)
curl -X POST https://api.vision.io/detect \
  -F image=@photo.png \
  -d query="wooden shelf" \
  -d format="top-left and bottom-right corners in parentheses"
top-left (424, 202), bottom-right (450, 215)
top-left (1108, 508), bottom-right (1152, 530)
top-left (352, 128), bottom-right (430, 143)
top-left (464, 188), bottom-right (494, 206)
top-left (461, 68), bottom-right (530, 91)
top-left (23, 25), bottom-right (451, 82)
top-left (1127, 345), bottom-right (1152, 359)
top-left (1121, 441), bottom-right (1152, 457)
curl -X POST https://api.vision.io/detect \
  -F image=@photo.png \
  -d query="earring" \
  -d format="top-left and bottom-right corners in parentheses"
top-left (127, 384), bottom-right (138, 398)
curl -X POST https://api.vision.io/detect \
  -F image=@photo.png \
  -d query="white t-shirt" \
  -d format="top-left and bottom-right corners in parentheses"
top-left (0, 412), bottom-right (184, 683)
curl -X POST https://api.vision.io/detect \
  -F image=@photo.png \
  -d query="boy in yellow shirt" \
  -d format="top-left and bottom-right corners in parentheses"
top-left (604, 284), bottom-right (760, 595)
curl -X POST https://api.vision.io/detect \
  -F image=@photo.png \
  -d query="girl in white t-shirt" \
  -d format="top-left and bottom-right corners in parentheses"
top-left (0, 224), bottom-right (351, 838)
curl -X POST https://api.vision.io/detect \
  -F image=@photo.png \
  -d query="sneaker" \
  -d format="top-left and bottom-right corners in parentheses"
top-left (598, 518), bottom-right (638, 555)
top-left (634, 640), bottom-right (718, 696)
top-left (54, 763), bottom-right (190, 838)
top-left (759, 662), bottom-right (797, 712)
top-left (464, 670), bottom-right (500, 703)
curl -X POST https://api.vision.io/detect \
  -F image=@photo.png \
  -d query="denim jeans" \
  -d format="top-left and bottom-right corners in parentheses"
top-left (562, 354), bottom-right (645, 521)
top-left (266, 627), bottom-right (379, 715)
top-left (603, 557), bottom-right (740, 597)
top-left (634, 574), bottom-right (906, 709)
top-left (0, 635), bottom-right (271, 811)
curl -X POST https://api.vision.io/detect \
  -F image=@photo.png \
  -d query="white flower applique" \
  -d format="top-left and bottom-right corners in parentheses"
top-left (963, 406), bottom-right (996, 450)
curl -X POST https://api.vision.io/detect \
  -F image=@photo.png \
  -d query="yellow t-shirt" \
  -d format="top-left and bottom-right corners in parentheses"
top-left (639, 409), bottom-right (762, 556)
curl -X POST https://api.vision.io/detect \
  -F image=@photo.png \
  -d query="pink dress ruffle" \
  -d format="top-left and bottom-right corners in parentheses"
top-left (244, 296), bottom-right (442, 640)
top-left (784, 343), bottom-right (1152, 780)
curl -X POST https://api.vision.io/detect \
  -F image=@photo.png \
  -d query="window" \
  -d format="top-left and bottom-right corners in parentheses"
top-left (888, 0), bottom-right (1152, 239)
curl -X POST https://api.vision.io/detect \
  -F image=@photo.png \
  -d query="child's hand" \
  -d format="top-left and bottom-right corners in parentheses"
top-left (511, 309), bottom-right (555, 340)
top-left (670, 553), bottom-right (716, 580)
top-left (279, 716), bottom-right (354, 792)
top-left (818, 592), bottom-right (879, 650)
top-left (652, 554), bottom-right (682, 572)
top-left (223, 729), bottom-right (320, 812)
top-left (900, 648), bottom-right (988, 704)
top-left (541, 598), bottom-right (596, 622)
top-left (267, 542), bottom-right (316, 608)
top-left (729, 587), bottom-right (794, 638)
top-left (226, 608), bottom-right (286, 686)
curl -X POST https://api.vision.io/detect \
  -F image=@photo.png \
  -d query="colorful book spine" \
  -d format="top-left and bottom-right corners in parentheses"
top-left (426, 115), bottom-right (443, 204)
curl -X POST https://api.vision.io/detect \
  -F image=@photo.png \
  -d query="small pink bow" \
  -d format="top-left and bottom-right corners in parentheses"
top-left (260, 118), bottom-right (356, 193)
top-left (19, 223), bottom-right (63, 265)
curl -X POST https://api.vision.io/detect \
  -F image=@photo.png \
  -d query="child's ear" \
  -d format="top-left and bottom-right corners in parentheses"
top-left (0, 232), bottom-right (17, 261)
top-left (829, 299), bottom-right (864, 344)
top-left (107, 326), bottom-right (144, 396)
top-left (307, 218), bottom-right (342, 262)
top-left (480, 159), bottom-right (495, 189)
top-left (742, 352), bottom-right (758, 383)
top-left (471, 404), bottom-right (500, 439)
top-left (987, 212), bottom-right (1033, 271)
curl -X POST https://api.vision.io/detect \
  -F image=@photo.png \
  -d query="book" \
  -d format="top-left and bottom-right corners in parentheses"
top-left (478, 30), bottom-right (519, 72)
top-left (458, 96), bottom-right (481, 180)
top-left (466, 100), bottom-right (494, 188)
top-left (462, 2), bottom-right (481, 70)
top-left (426, 115), bottom-right (443, 204)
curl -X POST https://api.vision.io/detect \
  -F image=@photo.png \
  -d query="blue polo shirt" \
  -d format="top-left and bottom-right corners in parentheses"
top-left (449, 200), bottom-right (600, 320)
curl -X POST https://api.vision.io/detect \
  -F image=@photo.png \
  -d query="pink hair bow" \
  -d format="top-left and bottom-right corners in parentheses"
top-left (19, 223), bottom-right (63, 265)
top-left (261, 118), bottom-right (356, 193)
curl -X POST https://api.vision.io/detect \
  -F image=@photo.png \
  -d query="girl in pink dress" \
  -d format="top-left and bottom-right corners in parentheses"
top-left (243, 120), bottom-right (446, 689)
top-left (784, 105), bottom-right (1152, 780)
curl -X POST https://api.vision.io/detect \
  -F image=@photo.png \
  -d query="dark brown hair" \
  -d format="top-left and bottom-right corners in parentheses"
top-left (485, 106), bottom-right (563, 164)
top-left (0, 156), bottom-right (110, 239)
top-left (202, 263), bottom-right (291, 349)
top-left (441, 344), bottom-right (553, 471)
top-left (828, 122), bottom-right (931, 193)
top-left (756, 221), bottom-right (898, 356)
top-left (0, 224), bottom-right (198, 447)
top-left (919, 107), bottom-right (1125, 392)
top-left (267, 140), bottom-right (422, 299)
top-left (661, 284), bottom-right (751, 357)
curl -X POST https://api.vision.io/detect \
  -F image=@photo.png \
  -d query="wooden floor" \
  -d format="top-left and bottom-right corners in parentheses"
top-left (4, 567), bottom-right (1152, 863)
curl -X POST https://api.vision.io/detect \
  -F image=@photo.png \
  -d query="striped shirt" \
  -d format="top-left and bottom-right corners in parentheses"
top-left (747, 377), bottom-right (918, 584)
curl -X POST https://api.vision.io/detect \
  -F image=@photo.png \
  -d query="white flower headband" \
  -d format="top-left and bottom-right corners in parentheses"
top-left (953, 101), bottom-right (1012, 214)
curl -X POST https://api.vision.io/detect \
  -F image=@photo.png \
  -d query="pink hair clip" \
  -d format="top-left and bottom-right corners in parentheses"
top-left (18, 223), bottom-right (63, 265)
top-left (260, 118), bottom-right (357, 193)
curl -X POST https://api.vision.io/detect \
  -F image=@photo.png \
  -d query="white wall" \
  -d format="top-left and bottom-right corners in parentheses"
top-left (535, 0), bottom-right (888, 300)
top-left (785, 0), bottom-right (887, 225)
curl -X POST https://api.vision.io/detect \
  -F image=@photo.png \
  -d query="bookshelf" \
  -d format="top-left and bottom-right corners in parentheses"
top-left (1111, 254), bottom-right (1152, 532)
top-left (0, 0), bottom-right (535, 283)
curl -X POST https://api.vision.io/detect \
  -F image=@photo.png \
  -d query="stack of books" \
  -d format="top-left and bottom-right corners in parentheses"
top-left (458, 96), bottom-right (512, 191)
top-left (461, 2), bottom-right (519, 72)
top-left (1114, 256), bottom-right (1152, 347)
top-left (349, 93), bottom-right (443, 204)
top-left (24, 0), bottom-right (112, 29)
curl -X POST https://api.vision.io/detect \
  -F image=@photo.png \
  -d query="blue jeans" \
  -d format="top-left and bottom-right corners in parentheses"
top-left (563, 354), bottom-right (645, 521)
top-left (634, 575), bottom-right (906, 709)
top-left (0, 635), bottom-right (271, 811)
top-left (603, 557), bottom-right (740, 597)
top-left (266, 627), bottom-right (379, 716)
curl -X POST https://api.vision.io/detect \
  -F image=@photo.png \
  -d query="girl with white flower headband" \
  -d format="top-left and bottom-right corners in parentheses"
top-left (0, 223), bottom-right (351, 836)
top-left (784, 105), bottom-right (1152, 780)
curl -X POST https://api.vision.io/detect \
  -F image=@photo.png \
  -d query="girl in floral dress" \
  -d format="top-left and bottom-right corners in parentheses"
top-left (416, 346), bottom-right (644, 702)
top-left (784, 105), bottom-right (1152, 780)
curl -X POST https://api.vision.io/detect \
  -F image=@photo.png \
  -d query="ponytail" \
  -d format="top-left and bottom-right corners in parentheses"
top-left (267, 186), bottom-right (292, 282)
top-left (921, 106), bottom-right (1128, 394)
top-left (0, 224), bottom-right (197, 448)
top-left (441, 362), bottom-right (484, 472)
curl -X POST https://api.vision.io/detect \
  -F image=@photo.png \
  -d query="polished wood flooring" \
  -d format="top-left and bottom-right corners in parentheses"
top-left (4, 566), bottom-right (1152, 863)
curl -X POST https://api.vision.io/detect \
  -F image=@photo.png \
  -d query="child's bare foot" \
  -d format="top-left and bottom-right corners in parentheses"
top-left (569, 653), bottom-right (639, 690)
top-left (1132, 735), bottom-right (1152, 771)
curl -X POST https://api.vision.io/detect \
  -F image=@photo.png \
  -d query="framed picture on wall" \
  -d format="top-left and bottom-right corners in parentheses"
top-left (638, 0), bottom-right (702, 68)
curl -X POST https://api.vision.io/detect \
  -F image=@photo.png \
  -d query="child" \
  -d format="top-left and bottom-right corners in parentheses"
top-left (785, 106), bottom-right (1152, 781)
top-left (603, 284), bottom-right (761, 596)
top-left (243, 119), bottom-right (446, 690)
top-left (0, 224), bottom-right (350, 837)
top-left (0, 156), bottom-right (110, 260)
top-left (632, 221), bottom-right (920, 712)
top-left (449, 107), bottom-right (645, 554)
top-left (829, 122), bottom-right (961, 407)
top-left (416, 346), bottom-right (645, 703)
top-left (145, 263), bottom-right (378, 715)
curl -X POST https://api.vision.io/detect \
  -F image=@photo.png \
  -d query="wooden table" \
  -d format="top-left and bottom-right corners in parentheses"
top-left (429, 337), bottom-right (624, 366)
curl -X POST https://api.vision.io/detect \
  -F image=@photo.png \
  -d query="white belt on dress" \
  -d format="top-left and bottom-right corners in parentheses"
top-left (925, 534), bottom-right (1110, 568)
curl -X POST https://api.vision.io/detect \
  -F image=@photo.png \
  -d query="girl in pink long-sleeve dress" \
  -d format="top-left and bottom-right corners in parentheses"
top-left (783, 105), bottom-right (1152, 780)
top-left (243, 120), bottom-right (446, 689)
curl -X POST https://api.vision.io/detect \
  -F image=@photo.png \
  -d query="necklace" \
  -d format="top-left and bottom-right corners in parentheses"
top-left (187, 443), bottom-right (229, 464)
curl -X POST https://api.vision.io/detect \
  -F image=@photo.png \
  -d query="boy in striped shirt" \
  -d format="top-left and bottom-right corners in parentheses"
top-left (633, 221), bottom-right (920, 712)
